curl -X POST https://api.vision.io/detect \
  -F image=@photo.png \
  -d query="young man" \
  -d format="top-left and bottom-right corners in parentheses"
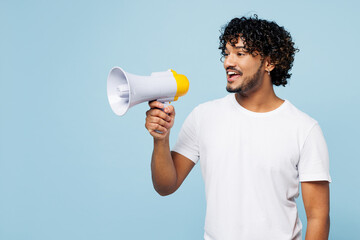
top-left (145, 15), bottom-right (331, 240)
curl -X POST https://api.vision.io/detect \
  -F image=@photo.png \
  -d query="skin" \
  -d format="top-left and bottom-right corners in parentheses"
top-left (145, 37), bottom-right (330, 239)
top-left (145, 102), bottom-right (194, 196)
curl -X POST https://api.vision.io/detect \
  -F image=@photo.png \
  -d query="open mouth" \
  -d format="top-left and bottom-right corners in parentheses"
top-left (227, 71), bottom-right (241, 81)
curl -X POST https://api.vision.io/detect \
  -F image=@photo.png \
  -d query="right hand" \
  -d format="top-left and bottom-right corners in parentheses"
top-left (145, 101), bottom-right (175, 140)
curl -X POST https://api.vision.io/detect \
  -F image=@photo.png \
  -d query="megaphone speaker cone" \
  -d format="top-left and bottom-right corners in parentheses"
top-left (107, 67), bottom-right (131, 116)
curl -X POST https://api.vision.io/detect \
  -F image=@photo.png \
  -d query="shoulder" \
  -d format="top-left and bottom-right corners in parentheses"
top-left (285, 101), bottom-right (317, 122)
top-left (179, 94), bottom-right (233, 129)
top-left (193, 94), bottom-right (233, 114)
top-left (282, 100), bottom-right (319, 133)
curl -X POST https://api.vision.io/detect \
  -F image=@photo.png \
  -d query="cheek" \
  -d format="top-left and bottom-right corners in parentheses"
top-left (244, 61), bottom-right (261, 74)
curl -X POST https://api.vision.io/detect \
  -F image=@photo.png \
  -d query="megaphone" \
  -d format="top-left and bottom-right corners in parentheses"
top-left (107, 67), bottom-right (189, 116)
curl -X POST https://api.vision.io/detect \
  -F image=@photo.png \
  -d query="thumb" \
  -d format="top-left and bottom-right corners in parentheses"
top-left (165, 105), bottom-right (175, 118)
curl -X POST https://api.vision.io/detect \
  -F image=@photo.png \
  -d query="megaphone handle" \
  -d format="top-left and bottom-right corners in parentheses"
top-left (162, 101), bottom-right (170, 110)
top-left (155, 101), bottom-right (170, 134)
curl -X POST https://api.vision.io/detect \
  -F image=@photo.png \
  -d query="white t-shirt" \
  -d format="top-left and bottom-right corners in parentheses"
top-left (172, 93), bottom-right (331, 240)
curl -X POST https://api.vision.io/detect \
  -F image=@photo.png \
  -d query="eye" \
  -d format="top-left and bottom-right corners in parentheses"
top-left (237, 52), bottom-right (245, 56)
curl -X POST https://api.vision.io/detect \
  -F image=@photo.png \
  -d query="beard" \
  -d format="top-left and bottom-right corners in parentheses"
top-left (226, 61), bottom-right (264, 95)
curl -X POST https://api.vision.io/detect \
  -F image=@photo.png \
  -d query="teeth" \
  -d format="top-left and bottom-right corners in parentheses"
top-left (228, 72), bottom-right (237, 76)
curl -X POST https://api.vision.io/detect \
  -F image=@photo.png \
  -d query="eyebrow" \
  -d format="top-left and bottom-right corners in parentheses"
top-left (225, 46), bottom-right (246, 51)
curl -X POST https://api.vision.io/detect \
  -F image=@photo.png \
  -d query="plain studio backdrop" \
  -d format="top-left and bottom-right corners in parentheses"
top-left (0, 0), bottom-right (359, 239)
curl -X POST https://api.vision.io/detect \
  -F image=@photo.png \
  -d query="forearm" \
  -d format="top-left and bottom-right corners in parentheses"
top-left (305, 216), bottom-right (330, 240)
top-left (151, 134), bottom-right (177, 196)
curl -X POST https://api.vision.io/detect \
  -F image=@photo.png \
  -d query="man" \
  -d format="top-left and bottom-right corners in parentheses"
top-left (145, 15), bottom-right (331, 240)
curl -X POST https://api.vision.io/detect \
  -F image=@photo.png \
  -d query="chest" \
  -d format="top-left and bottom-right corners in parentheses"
top-left (198, 114), bottom-right (300, 177)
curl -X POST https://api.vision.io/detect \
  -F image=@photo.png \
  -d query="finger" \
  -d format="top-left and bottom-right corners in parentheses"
top-left (147, 123), bottom-right (168, 134)
top-left (148, 109), bottom-right (171, 122)
top-left (164, 105), bottom-right (175, 118)
top-left (147, 116), bottom-right (170, 128)
top-left (146, 109), bottom-right (160, 117)
top-left (148, 129), bottom-right (166, 139)
top-left (148, 101), bottom-right (164, 109)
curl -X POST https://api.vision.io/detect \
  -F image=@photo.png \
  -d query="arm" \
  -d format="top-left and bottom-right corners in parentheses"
top-left (145, 101), bottom-right (195, 196)
top-left (301, 181), bottom-right (330, 240)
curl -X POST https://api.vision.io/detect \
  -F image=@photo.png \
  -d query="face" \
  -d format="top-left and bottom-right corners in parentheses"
top-left (223, 38), bottom-right (265, 95)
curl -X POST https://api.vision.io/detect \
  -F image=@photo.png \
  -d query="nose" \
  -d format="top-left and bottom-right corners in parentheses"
top-left (223, 53), bottom-right (236, 69)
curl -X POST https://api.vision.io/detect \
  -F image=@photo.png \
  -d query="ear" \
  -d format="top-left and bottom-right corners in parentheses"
top-left (265, 57), bottom-right (275, 72)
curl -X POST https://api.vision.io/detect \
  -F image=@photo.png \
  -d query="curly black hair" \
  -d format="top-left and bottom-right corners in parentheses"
top-left (219, 15), bottom-right (299, 86)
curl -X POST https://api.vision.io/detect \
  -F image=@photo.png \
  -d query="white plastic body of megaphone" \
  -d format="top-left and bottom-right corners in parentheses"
top-left (107, 67), bottom-right (189, 116)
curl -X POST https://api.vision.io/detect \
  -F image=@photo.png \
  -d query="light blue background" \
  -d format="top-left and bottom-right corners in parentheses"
top-left (1, 0), bottom-right (359, 239)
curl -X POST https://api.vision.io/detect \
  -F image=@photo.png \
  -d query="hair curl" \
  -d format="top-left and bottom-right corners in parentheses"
top-left (219, 15), bottom-right (299, 86)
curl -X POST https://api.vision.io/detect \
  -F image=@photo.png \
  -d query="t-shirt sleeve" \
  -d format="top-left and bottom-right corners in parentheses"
top-left (172, 107), bottom-right (200, 164)
top-left (298, 123), bottom-right (331, 182)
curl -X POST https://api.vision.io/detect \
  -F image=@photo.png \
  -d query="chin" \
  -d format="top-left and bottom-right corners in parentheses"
top-left (226, 85), bottom-right (241, 93)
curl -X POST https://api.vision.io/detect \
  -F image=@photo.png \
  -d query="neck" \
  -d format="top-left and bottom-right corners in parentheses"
top-left (235, 76), bottom-right (284, 113)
